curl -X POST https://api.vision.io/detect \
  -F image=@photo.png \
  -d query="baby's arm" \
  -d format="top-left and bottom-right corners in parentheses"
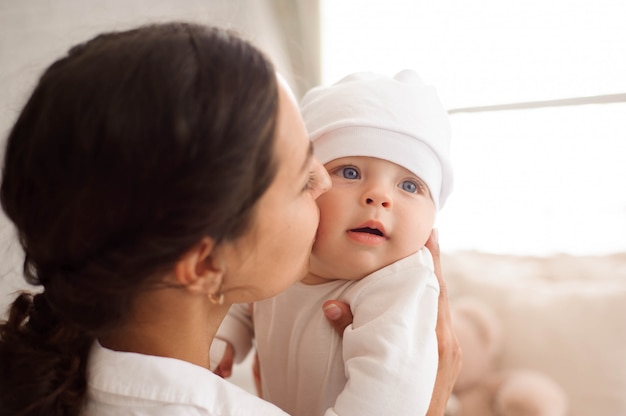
top-left (328, 252), bottom-right (440, 416)
top-left (213, 303), bottom-right (255, 375)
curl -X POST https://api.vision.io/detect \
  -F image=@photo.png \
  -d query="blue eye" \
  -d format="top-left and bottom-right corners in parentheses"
top-left (341, 167), bottom-right (360, 180)
top-left (401, 180), bottom-right (418, 193)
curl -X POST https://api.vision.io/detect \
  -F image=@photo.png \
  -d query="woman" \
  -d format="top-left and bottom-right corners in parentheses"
top-left (0, 22), bottom-right (460, 416)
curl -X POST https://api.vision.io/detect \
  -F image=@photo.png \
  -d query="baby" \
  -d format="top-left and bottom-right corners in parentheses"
top-left (216, 70), bottom-right (453, 416)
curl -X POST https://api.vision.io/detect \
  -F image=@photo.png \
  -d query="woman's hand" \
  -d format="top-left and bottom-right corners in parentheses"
top-left (322, 300), bottom-right (353, 334)
top-left (425, 229), bottom-right (462, 415)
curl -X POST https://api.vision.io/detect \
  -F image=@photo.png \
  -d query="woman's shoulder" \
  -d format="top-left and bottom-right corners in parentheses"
top-left (85, 342), bottom-right (288, 416)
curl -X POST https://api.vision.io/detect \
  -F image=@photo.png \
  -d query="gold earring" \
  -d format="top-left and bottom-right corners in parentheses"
top-left (209, 292), bottom-right (224, 305)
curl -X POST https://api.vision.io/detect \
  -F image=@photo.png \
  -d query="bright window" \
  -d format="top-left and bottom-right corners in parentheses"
top-left (320, 0), bottom-right (626, 255)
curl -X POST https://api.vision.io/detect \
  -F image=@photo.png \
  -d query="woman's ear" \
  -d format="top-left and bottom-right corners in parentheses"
top-left (174, 237), bottom-right (224, 296)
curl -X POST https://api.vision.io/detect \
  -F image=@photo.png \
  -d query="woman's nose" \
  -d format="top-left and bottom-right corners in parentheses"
top-left (312, 159), bottom-right (331, 200)
top-left (318, 165), bottom-right (332, 195)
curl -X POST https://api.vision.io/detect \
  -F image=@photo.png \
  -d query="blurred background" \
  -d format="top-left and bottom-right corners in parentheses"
top-left (2, 0), bottom-right (624, 264)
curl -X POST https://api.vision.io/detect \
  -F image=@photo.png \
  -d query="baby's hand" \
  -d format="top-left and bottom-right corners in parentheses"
top-left (253, 352), bottom-right (263, 396)
top-left (211, 338), bottom-right (235, 378)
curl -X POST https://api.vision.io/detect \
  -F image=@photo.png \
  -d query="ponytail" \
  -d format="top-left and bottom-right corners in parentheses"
top-left (0, 292), bottom-right (93, 416)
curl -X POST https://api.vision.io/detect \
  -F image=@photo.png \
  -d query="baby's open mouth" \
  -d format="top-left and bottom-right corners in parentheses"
top-left (350, 227), bottom-right (384, 237)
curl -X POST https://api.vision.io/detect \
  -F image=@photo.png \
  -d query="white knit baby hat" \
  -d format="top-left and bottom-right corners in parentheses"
top-left (300, 69), bottom-right (453, 209)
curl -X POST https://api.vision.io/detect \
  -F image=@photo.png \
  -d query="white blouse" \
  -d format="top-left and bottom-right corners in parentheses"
top-left (83, 342), bottom-right (288, 416)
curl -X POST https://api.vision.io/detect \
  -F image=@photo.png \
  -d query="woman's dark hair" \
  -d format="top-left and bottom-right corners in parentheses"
top-left (0, 22), bottom-right (279, 416)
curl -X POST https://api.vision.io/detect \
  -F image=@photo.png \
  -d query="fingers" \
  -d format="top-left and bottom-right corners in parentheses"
top-left (425, 228), bottom-right (463, 415)
top-left (323, 300), bottom-right (353, 335)
top-left (252, 352), bottom-right (263, 397)
top-left (426, 228), bottom-right (443, 287)
top-left (213, 342), bottom-right (235, 378)
top-left (428, 320), bottom-right (462, 416)
top-left (427, 228), bottom-right (451, 326)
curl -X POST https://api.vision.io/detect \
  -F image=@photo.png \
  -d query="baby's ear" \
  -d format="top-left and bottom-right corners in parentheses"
top-left (174, 237), bottom-right (224, 295)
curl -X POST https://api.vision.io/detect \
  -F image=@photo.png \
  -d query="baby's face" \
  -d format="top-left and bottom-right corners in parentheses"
top-left (307, 156), bottom-right (436, 283)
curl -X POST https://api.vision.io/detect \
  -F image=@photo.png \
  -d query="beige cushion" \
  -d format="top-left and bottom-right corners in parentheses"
top-left (443, 252), bottom-right (626, 416)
